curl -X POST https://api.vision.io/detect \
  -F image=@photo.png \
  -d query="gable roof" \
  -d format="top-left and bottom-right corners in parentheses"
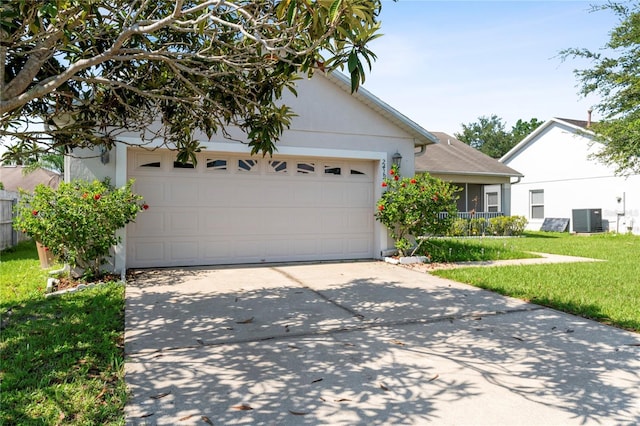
top-left (325, 72), bottom-right (439, 147)
top-left (554, 118), bottom-right (594, 129)
top-left (0, 165), bottom-right (61, 192)
top-left (415, 132), bottom-right (523, 177)
top-left (500, 117), bottom-right (596, 164)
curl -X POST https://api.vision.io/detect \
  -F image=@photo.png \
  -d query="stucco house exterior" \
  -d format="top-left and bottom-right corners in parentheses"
top-left (66, 72), bottom-right (440, 271)
top-left (500, 117), bottom-right (640, 235)
top-left (415, 132), bottom-right (523, 218)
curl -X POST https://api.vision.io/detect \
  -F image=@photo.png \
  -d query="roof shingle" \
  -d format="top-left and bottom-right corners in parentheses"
top-left (415, 132), bottom-right (523, 177)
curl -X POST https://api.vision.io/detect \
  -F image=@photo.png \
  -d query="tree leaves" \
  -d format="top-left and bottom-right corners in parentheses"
top-left (560, 1), bottom-right (640, 175)
top-left (455, 115), bottom-right (543, 159)
top-left (1, 0), bottom-right (385, 163)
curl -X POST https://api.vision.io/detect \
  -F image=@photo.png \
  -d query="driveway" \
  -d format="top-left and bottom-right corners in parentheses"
top-left (124, 261), bottom-right (640, 425)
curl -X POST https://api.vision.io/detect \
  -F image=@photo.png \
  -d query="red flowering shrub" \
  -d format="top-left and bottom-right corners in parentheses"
top-left (14, 179), bottom-right (146, 278)
top-left (376, 165), bottom-right (459, 255)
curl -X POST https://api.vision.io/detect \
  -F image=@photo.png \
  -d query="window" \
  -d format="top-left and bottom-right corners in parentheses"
top-left (206, 159), bottom-right (227, 171)
top-left (486, 192), bottom-right (499, 213)
top-left (137, 154), bottom-right (162, 169)
top-left (350, 169), bottom-right (366, 176)
top-left (140, 162), bottom-right (161, 168)
top-left (530, 190), bottom-right (544, 219)
top-left (173, 161), bottom-right (195, 169)
top-left (324, 165), bottom-right (341, 175)
top-left (238, 159), bottom-right (258, 172)
top-left (297, 162), bottom-right (315, 174)
top-left (268, 160), bottom-right (287, 173)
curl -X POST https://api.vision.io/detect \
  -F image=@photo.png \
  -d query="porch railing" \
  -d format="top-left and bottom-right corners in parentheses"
top-left (438, 211), bottom-right (504, 220)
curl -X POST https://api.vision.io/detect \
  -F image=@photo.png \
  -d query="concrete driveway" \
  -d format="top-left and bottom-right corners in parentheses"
top-left (125, 261), bottom-right (640, 425)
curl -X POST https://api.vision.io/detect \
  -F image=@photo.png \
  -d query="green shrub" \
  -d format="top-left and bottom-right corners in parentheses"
top-left (376, 166), bottom-right (459, 255)
top-left (488, 215), bottom-right (528, 236)
top-left (14, 179), bottom-right (147, 278)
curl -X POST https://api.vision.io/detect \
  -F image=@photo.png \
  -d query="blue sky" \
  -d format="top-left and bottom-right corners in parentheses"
top-left (360, 1), bottom-right (619, 135)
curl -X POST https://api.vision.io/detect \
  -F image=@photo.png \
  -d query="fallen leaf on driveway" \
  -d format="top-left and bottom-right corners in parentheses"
top-left (334, 398), bottom-right (351, 402)
top-left (379, 383), bottom-right (390, 391)
top-left (179, 414), bottom-right (194, 421)
top-left (196, 338), bottom-right (204, 345)
top-left (427, 374), bottom-right (439, 382)
top-left (289, 410), bottom-right (309, 415)
top-left (150, 392), bottom-right (171, 400)
top-left (311, 378), bottom-right (323, 384)
top-left (512, 336), bottom-right (524, 342)
top-left (390, 339), bottom-right (405, 346)
top-left (236, 317), bottom-right (254, 324)
top-left (140, 413), bottom-right (154, 418)
top-left (232, 404), bottom-right (253, 411)
top-left (201, 416), bottom-right (214, 425)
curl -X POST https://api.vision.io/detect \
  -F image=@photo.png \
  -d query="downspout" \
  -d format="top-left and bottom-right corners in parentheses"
top-left (415, 143), bottom-right (427, 157)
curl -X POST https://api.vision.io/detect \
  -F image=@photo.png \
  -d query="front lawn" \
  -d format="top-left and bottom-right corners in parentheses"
top-left (431, 232), bottom-right (640, 332)
top-left (0, 241), bottom-right (126, 425)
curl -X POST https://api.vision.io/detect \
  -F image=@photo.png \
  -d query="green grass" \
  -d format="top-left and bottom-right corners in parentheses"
top-left (1, 233), bottom-right (638, 423)
top-left (416, 237), bottom-right (539, 262)
top-left (1, 241), bottom-right (126, 425)
top-left (431, 232), bottom-right (640, 332)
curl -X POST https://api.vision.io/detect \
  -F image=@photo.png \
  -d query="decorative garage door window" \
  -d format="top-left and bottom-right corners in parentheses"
top-left (324, 165), bottom-right (342, 175)
top-left (129, 151), bottom-right (373, 179)
top-left (206, 159), bottom-right (227, 171)
top-left (269, 160), bottom-right (287, 173)
top-left (238, 159), bottom-right (259, 172)
top-left (173, 160), bottom-right (195, 169)
top-left (136, 153), bottom-right (162, 169)
top-left (297, 162), bottom-right (315, 174)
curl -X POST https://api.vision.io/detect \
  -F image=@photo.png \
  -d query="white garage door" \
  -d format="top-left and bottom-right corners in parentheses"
top-left (127, 149), bottom-right (375, 268)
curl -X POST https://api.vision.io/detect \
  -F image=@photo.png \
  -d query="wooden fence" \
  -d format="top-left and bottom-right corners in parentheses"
top-left (0, 189), bottom-right (28, 251)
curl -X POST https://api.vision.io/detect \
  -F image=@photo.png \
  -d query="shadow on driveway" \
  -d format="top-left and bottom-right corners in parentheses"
top-left (124, 262), bottom-right (640, 425)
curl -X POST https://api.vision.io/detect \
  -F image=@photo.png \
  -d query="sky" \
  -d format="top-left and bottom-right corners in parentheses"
top-left (360, 0), bottom-right (619, 136)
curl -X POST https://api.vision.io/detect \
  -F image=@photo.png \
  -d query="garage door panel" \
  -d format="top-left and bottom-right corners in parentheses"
top-left (347, 210), bottom-right (373, 233)
top-left (170, 241), bottom-right (199, 261)
top-left (130, 211), bottom-right (164, 234)
top-left (202, 240), bottom-right (232, 259)
top-left (348, 237), bottom-right (372, 255)
top-left (134, 180), bottom-right (166, 205)
top-left (202, 211), bottom-right (232, 234)
top-left (131, 241), bottom-right (164, 263)
top-left (127, 150), bottom-right (375, 268)
top-left (169, 211), bottom-right (199, 234)
top-left (168, 181), bottom-right (200, 204)
top-left (321, 182), bottom-right (348, 205)
top-left (293, 182), bottom-right (321, 205)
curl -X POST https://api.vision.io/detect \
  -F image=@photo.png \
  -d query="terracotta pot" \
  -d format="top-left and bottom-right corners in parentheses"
top-left (36, 241), bottom-right (56, 269)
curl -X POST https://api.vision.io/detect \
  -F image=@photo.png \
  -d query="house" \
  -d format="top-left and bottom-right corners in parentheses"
top-left (66, 72), bottom-right (439, 271)
top-left (500, 117), bottom-right (640, 235)
top-left (0, 165), bottom-right (62, 250)
top-left (415, 132), bottom-right (523, 218)
top-left (0, 165), bottom-right (61, 192)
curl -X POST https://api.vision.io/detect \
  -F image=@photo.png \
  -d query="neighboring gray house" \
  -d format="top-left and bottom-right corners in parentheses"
top-left (416, 132), bottom-right (523, 217)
